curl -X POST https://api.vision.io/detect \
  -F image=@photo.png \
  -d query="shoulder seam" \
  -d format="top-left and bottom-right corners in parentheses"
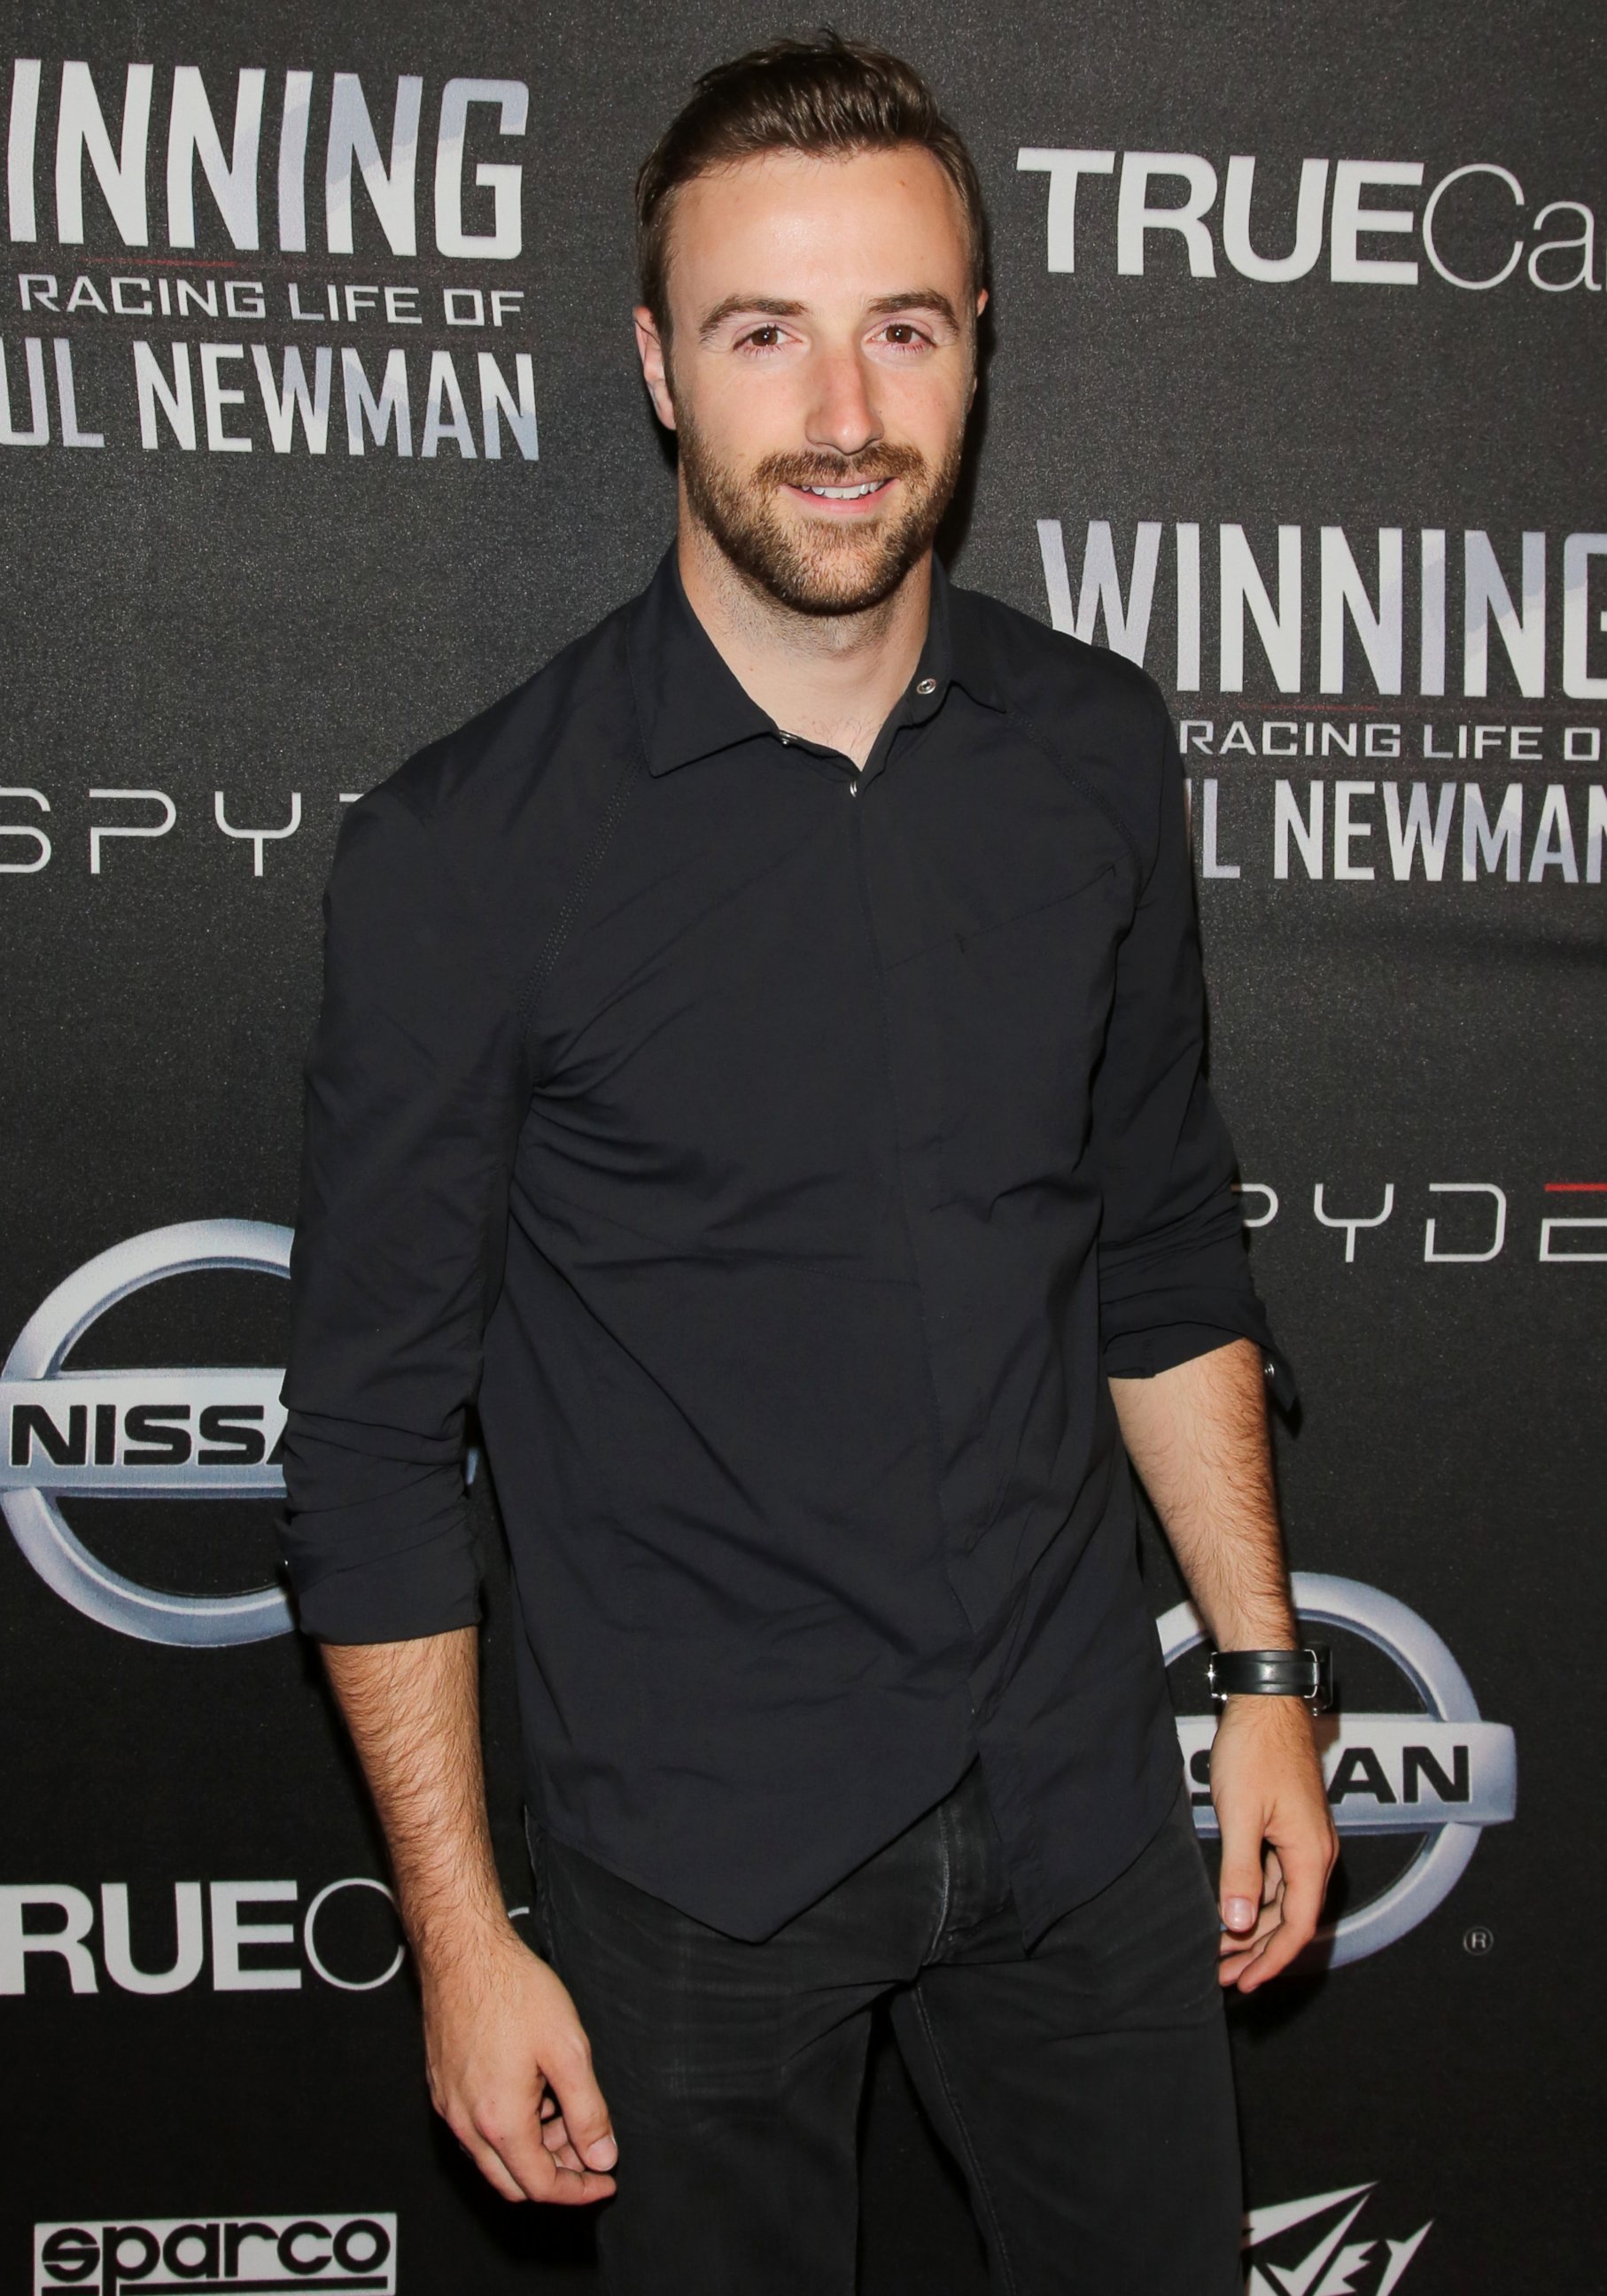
top-left (1006, 708), bottom-right (1149, 883)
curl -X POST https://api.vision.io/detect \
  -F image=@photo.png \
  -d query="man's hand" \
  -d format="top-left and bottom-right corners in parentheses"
top-left (317, 1633), bottom-right (617, 2207)
top-left (1210, 1695), bottom-right (1337, 1990)
top-left (1110, 1342), bottom-right (1338, 1991)
top-left (423, 1915), bottom-right (618, 2205)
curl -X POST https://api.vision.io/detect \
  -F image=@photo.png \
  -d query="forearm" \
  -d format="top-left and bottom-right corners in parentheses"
top-left (322, 1625), bottom-right (617, 2200)
top-left (1109, 1335), bottom-right (1297, 1648)
top-left (321, 1626), bottom-right (509, 1970)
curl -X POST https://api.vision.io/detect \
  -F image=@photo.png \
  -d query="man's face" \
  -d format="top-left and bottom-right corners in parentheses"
top-left (636, 145), bottom-right (983, 616)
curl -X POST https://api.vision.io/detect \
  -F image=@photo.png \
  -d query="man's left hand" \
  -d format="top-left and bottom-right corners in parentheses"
top-left (1210, 1695), bottom-right (1337, 1991)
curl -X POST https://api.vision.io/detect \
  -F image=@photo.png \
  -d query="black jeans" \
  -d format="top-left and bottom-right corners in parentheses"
top-left (524, 1760), bottom-right (1241, 2295)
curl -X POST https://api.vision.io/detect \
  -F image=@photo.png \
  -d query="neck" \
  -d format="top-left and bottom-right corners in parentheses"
top-left (676, 509), bottom-right (933, 771)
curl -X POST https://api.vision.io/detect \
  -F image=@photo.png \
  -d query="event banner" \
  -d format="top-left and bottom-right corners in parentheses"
top-left (3, 2), bottom-right (1598, 2288)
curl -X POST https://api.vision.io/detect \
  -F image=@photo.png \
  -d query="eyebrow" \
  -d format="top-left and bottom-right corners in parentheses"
top-left (695, 287), bottom-right (963, 342)
top-left (865, 288), bottom-right (961, 328)
top-left (696, 296), bottom-right (805, 342)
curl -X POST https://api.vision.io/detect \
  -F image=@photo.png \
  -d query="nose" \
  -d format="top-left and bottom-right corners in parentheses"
top-left (804, 344), bottom-right (881, 460)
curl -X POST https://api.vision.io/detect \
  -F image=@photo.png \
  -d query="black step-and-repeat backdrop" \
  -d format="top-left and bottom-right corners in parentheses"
top-left (4, 3), bottom-right (1601, 2289)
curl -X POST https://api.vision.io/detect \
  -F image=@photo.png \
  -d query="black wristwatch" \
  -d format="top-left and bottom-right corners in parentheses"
top-left (1207, 1645), bottom-right (1332, 1715)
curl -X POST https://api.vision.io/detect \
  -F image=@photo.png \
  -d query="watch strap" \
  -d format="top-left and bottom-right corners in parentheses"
top-left (1207, 1645), bottom-right (1332, 1711)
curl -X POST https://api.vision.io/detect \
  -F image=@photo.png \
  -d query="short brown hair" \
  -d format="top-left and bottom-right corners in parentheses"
top-left (635, 30), bottom-right (987, 333)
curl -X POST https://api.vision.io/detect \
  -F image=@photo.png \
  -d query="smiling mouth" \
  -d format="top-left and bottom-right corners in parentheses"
top-left (788, 478), bottom-right (893, 500)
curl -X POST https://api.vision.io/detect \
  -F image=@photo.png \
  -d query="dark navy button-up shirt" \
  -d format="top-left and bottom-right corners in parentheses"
top-left (280, 546), bottom-right (1285, 1944)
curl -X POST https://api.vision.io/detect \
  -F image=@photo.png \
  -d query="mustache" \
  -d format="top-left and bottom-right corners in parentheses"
top-left (754, 443), bottom-right (928, 490)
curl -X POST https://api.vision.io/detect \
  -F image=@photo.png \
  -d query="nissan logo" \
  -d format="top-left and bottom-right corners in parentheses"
top-left (1160, 1571), bottom-right (1517, 1965)
top-left (1, 1221), bottom-right (294, 1646)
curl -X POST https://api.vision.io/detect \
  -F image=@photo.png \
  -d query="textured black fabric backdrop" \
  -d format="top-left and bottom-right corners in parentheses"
top-left (3, 4), bottom-right (1602, 2290)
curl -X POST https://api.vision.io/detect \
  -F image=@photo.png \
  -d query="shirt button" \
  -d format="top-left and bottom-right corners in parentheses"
top-left (777, 732), bottom-right (793, 745)
top-left (915, 677), bottom-right (937, 695)
top-left (848, 776), bottom-right (859, 795)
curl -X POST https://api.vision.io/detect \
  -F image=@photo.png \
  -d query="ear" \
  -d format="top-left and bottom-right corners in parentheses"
top-left (968, 289), bottom-right (988, 403)
top-left (633, 306), bottom-right (677, 432)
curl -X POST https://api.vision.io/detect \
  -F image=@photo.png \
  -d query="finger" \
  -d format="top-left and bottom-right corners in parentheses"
top-left (469, 2107), bottom-right (606, 2206)
top-left (1235, 1827), bottom-right (1331, 1991)
top-left (1218, 1852), bottom-right (1288, 1982)
top-left (484, 2084), bottom-right (613, 2198)
top-left (1218, 1913), bottom-right (1284, 1982)
top-left (489, 2132), bottom-right (616, 2207)
top-left (540, 2160), bottom-right (615, 2202)
top-left (1217, 1896), bottom-right (1282, 1959)
top-left (1236, 1916), bottom-right (1308, 1990)
top-left (540, 2113), bottom-right (587, 2173)
top-left (1237, 1916), bottom-right (1288, 1967)
top-left (1220, 1934), bottom-right (1280, 1986)
top-left (455, 2129), bottom-right (532, 2206)
top-left (546, 2037), bottom-right (619, 2175)
top-left (1215, 1800), bottom-right (1267, 1936)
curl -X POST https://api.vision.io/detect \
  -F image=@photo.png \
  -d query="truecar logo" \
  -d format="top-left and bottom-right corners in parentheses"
top-left (1159, 1573), bottom-right (1517, 1966)
top-left (34, 2215), bottom-right (396, 2294)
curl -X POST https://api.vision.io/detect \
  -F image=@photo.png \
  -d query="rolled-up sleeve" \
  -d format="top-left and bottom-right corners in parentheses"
top-left (279, 788), bottom-right (530, 1641)
top-left (1090, 701), bottom-right (1294, 1408)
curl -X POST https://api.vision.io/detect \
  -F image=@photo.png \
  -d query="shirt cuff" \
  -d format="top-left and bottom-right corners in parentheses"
top-left (284, 1516), bottom-right (484, 1643)
top-left (278, 1405), bottom-right (486, 1641)
top-left (1101, 1294), bottom-right (1296, 1413)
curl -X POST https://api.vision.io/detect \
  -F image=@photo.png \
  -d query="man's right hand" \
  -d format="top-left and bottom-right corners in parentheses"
top-left (422, 1917), bottom-right (618, 2206)
top-left (315, 1633), bottom-right (617, 2206)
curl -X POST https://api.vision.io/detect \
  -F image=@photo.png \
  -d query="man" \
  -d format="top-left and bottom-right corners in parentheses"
top-left (281, 33), bottom-right (1337, 2296)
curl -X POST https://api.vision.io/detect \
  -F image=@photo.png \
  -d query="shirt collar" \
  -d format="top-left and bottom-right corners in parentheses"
top-left (627, 544), bottom-right (1003, 780)
top-left (917, 552), bottom-right (1005, 721)
top-left (627, 547), bottom-right (772, 777)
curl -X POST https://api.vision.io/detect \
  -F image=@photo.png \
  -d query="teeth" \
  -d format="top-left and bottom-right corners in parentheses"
top-left (803, 481), bottom-right (881, 499)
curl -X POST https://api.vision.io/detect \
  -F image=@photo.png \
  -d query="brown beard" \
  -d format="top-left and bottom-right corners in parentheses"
top-left (675, 413), bottom-right (967, 617)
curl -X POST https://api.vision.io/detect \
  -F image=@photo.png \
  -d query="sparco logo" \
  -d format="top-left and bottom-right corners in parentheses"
top-left (34, 2215), bottom-right (395, 2294)
top-left (1159, 1572), bottom-right (1516, 1966)
top-left (0, 1221), bottom-right (293, 1645)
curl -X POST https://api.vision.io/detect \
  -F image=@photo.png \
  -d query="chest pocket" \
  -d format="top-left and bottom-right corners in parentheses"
top-left (935, 859), bottom-right (1124, 1207)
